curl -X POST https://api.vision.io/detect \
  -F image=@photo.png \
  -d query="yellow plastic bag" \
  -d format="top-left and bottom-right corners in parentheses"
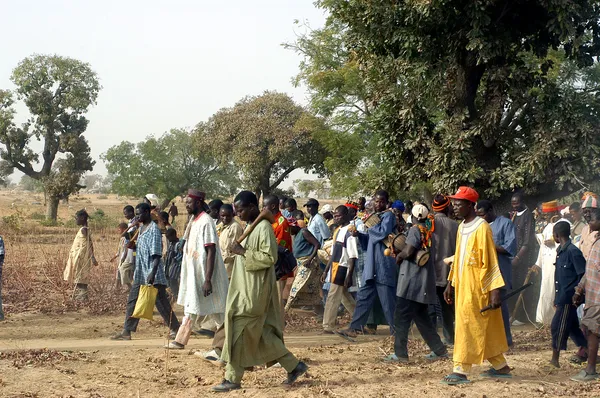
top-left (131, 285), bottom-right (158, 320)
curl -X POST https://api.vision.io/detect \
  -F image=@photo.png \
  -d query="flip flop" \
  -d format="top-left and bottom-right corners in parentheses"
top-left (425, 351), bottom-right (449, 361)
top-left (383, 354), bottom-right (409, 363)
top-left (569, 355), bottom-right (588, 364)
top-left (441, 374), bottom-right (471, 385)
top-left (335, 330), bottom-right (357, 342)
top-left (480, 368), bottom-right (512, 378)
top-left (570, 370), bottom-right (599, 382)
top-left (164, 341), bottom-right (185, 350)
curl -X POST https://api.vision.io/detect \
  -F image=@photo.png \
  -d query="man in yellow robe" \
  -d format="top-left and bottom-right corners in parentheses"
top-left (442, 187), bottom-right (511, 385)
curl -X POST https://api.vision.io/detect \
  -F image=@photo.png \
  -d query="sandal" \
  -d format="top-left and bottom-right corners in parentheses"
top-left (425, 351), bottom-right (449, 361)
top-left (164, 341), bottom-right (184, 349)
top-left (569, 354), bottom-right (588, 365)
top-left (109, 332), bottom-right (131, 341)
top-left (441, 374), bottom-right (471, 385)
top-left (383, 354), bottom-right (409, 363)
top-left (570, 370), bottom-right (599, 382)
top-left (480, 368), bottom-right (512, 378)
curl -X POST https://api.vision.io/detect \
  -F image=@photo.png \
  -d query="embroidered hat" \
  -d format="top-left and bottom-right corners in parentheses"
top-left (582, 195), bottom-right (599, 209)
top-left (541, 200), bottom-right (559, 213)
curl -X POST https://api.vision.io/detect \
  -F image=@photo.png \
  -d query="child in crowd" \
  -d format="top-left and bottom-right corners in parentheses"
top-left (573, 208), bottom-right (600, 382)
top-left (114, 222), bottom-right (134, 292)
top-left (111, 223), bottom-right (129, 288)
top-left (164, 228), bottom-right (183, 302)
top-left (549, 221), bottom-right (587, 369)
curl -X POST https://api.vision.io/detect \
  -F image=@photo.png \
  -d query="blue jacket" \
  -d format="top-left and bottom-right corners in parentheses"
top-left (358, 211), bottom-right (398, 287)
top-left (489, 216), bottom-right (517, 290)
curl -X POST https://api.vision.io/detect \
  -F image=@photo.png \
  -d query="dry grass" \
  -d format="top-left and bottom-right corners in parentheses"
top-left (0, 191), bottom-right (149, 316)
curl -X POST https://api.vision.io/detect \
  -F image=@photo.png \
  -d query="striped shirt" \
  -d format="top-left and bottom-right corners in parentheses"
top-left (133, 222), bottom-right (167, 286)
top-left (583, 239), bottom-right (600, 306)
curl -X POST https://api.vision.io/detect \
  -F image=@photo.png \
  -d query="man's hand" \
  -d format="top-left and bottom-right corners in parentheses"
top-left (490, 289), bottom-right (501, 309)
top-left (573, 291), bottom-right (583, 306)
top-left (544, 240), bottom-right (555, 248)
top-left (530, 265), bottom-right (541, 275)
top-left (146, 272), bottom-right (156, 285)
top-left (443, 284), bottom-right (453, 305)
top-left (321, 269), bottom-right (328, 284)
top-left (344, 275), bottom-right (353, 289)
top-left (230, 242), bottom-right (246, 256)
top-left (202, 280), bottom-right (213, 297)
top-left (396, 253), bottom-right (403, 265)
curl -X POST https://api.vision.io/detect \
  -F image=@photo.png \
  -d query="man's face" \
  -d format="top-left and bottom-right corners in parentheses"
top-left (553, 231), bottom-right (560, 244)
top-left (333, 209), bottom-right (346, 225)
top-left (475, 207), bottom-right (490, 223)
top-left (307, 204), bottom-right (318, 216)
top-left (123, 208), bottom-right (134, 220)
top-left (279, 199), bottom-right (286, 210)
top-left (358, 198), bottom-right (366, 210)
top-left (235, 201), bottom-right (254, 222)
top-left (209, 207), bottom-right (220, 220)
top-left (166, 232), bottom-right (178, 243)
top-left (589, 212), bottom-right (600, 232)
top-left (185, 196), bottom-right (199, 215)
top-left (452, 199), bottom-right (471, 219)
top-left (220, 209), bottom-right (233, 225)
top-left (374, 195), bottom-right (387, 213)
top-left (570, 208), bottom-right (582, 222)
top-left (511, 196), bottom-right (524, 211)
top-left (348, 207), bottom-right (357, 219)
top-left (262, 199), bottom-right (278, 214)
top-left (584, 207), bottom-right (593, 223)
top-left (136, 207), bottom-right (150, 223)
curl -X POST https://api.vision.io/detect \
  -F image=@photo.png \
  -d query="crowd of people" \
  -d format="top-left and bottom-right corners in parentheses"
top-left (6, 186), bottom-right (600, 390)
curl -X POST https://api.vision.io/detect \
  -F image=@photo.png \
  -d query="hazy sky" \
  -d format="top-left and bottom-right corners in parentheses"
top-left (0, 0), bottom-right (326, 187)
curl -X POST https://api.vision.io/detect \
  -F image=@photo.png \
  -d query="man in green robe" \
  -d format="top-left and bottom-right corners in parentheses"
top-left (212, 191), bottom-right (308, 392)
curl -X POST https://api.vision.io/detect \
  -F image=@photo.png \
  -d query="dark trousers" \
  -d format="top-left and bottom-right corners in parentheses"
top-left (500, 289), bottom-right (513, 346)
top-left (428, 286), bottom-right (455, 344)
top-left (394, 296), bottom-right (446, 359)
top-left (350, 280), bottom-right (396, 334)
top-left (510, 264), bottom-right (539, 323)
top-left (124, 283), bottom-right (180, 333)
top-left (551, 304), bottom-right (587, 351)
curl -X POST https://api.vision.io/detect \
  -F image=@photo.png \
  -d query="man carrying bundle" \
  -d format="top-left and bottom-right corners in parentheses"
top-left (212, 191), bottom-right (308, 392)
top-left (339, 190), bottom-right (398, 337)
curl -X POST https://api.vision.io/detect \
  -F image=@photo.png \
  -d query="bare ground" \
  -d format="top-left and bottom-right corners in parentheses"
top-left (1, 311), bottom-right (600, 398)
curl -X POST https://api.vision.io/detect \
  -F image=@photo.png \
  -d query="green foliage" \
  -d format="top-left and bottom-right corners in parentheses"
top-left (93, 209), bottom-right (105, 218)
top-left (103, 128), bottom-right (240, 202)
top-left (0, 54), bottom-right (100, 220)
top-left (197, 91), bottom-right (329, 199)
top-left (19, 175), bottom-right (44, 192)
top-left (29, 211), bottom-right (46, 220)
top-left (296, 1), bottom-right (600, 202)
top-left (2, 209), bottom-right (24, 231)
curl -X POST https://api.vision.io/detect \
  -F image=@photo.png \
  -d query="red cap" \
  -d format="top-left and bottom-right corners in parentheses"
top-left (448, 186), bottom-right (479, 203)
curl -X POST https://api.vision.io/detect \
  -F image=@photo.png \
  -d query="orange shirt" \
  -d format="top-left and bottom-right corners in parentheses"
top-left (272, 212), bottom-right (292, 251)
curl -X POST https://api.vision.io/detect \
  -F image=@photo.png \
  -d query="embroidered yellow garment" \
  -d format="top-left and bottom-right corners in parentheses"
top-left (449, 217), bottom-right (508, 365)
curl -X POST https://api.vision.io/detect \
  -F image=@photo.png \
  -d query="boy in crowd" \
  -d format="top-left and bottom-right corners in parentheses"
top-left (111, 222), bottom-right (130, 290)
top-left (573, 208), bottom-right (600, 381)
top-left (164, 228), bottom-right (183, 302)
top-left (549, 221), bottom-right (587, 369)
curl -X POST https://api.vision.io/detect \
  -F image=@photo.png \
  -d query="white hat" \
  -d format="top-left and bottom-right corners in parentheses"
top-left (320, 204), bottom-right (333, 214)
top-left (411, 204), bottom-right (429, 221)
top-left (145, 193), bottom-right (160, 207)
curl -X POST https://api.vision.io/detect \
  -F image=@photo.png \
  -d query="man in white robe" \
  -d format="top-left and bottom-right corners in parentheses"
top-left (168, 189), bottom-right (229, 349)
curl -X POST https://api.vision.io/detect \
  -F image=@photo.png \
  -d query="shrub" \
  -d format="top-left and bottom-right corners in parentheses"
top-left (29, 212), bottom-right (46, 220)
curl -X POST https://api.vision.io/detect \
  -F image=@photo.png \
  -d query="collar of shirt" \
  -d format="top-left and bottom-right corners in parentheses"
top-left (557, 240), bottom-right (572, 254)
top-left (516, 207), bottom-right (528, 217)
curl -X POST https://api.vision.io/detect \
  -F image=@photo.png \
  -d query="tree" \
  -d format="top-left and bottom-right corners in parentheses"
top-left (19, 175), bottom-right (44, 192)
top-left (197, 91), bottom-right (329, 199)
top-left (0, 54), bottom-right (100, 220)
top-left (102, 128), bottom-right (240, 202)
top-left (298, 1), bottom-right (600, 203)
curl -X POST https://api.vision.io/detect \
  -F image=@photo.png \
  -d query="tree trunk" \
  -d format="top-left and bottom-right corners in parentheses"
top-left (46, 195), bottom-right (59, 222)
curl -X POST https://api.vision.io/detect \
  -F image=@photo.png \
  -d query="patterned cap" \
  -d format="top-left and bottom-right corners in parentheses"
top-left (582, 195), bottom-right (599, 209)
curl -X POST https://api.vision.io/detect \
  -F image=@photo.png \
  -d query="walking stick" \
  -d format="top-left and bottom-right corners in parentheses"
top-left (509, 267), bottom-right (536, 323)
top-left (236, 209), bottom-right (276, 244)
top-left (481, 282), bottom-right (534, 313)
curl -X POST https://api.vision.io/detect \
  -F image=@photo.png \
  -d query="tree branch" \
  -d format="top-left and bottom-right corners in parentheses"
top-left (269, 166), bottom-right (296, 191)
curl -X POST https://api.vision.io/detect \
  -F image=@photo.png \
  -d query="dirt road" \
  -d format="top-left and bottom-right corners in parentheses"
top-left (1, 312), bottom-right (600, 397)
